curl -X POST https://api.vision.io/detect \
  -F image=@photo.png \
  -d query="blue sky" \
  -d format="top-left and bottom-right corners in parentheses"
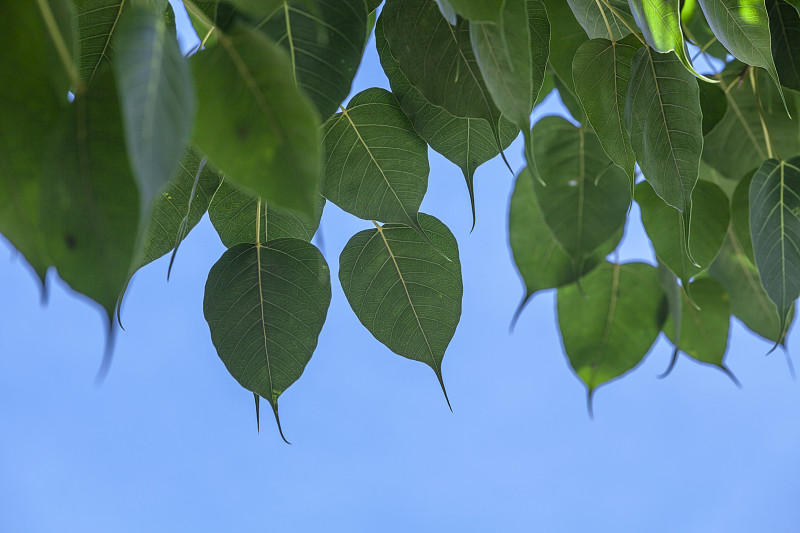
top-left (1, 4), bottom-right (799, 532)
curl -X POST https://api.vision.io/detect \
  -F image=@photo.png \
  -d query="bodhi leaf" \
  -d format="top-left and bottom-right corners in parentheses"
top-left (74, 0), bottom-right (130, 84)
top-left (708, 231), bottom-right (788, 343)
top-left (209, 180), bottom-right (323, 248)
top-left (191, 22), bottom-right (320, 217)
top-left (114, 5), bottom-right (195, 209)
top-left (131, 149), bottom-right (222, 273)
top-left (441, 0), bottom-right (502, 21)
top-left (42, 70), bottom-right (140, 321)
top-left (375, 18), bottom-right (518, 224)
top-left (681, 0), bottom-right (730, 59)
top-left (339, 214), bottom-right (462, 407)
top-left (657, 260), bottom-right (683, 375)
top-left (698, 161), bottom-right (738, 198)
top-left (543, 0), bottom-right (588, 95)
top-left (731, 169), bottom-right (757, 262)
top-left (749, 157), bottom-right (800, 342)
top-left (696, 0), bottom-right (784, 97)
top-left (381, 0), bottom-right (504, 146)
top-left (566, 0), bottom-right (635, 40)
top-left (321, 88), bottom-right (429, 229)
top-left (509, 167), bottom-right (622, 318)
top-left (768, 0), bottom-right (800, 91)
top-left (663, 277), bottom-right (732, 371)
top-left (699, 80), bottom-right (728, 135)
top-left (255, 0), bottom-right (369, 120)
top-left (531, 117), bottom-right (631, 272)
top-left (626, 47), bottom-right (704, 255)
top-left (703, 62), bottom-right (799, 180)
top-left (557, 262), bottom-right (666, 404)
top-left (636, 180), bottom-right (730, 285)
top-left (204, 237), bottom-right (331, 442)
top-left (572, 36), bottom-right (641, 181)
top-left (554, 73), bottom-right (587, 122)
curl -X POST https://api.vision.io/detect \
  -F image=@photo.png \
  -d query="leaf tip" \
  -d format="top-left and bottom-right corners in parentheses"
top-left (658, 347), bottom-right (680, 379)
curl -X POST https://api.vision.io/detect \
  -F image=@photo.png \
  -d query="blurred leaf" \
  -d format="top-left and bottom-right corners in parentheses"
top-left (749, 157), bottom-right (800, 341)
top-left (256, 0), bottom-right (369, 119)
top-left (204, 238), bottom-right (331, 441)
top-left (731, 169), bottom-right (756, 262)
top-left (114, 5), bottom-right (195, 209)
top-left (209, 180), bottom-right (322, 248)
top-left (572, 36), bottom-right (641, 180)
top-left (442, 0), bottom-right (502, 21)
top-left (768, 0), bottom-right (800, 91)
top-left (338, 214), bottom-right (461, 405)
top-left (191, 23), bottom-right (320, 216)
top-left (557, 262), bottom-right (666, 393)
top-left (567, 0), bottom-right (635, 40)
top-left (321, 88), bottom-right (429, 228)
top-left (74, 0), bottom-right (129, 83)
top-left (699, 80), bottom-right (727, 135)
top-left (531, 117), bottom-right (631, 270)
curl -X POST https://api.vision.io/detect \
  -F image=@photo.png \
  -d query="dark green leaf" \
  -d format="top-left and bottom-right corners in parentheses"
top-left (572, 36), bottom-right (641, 180)
top-left (768, 0), bottom-right (800, 91)
top-left (209, 180), bottom-right (323, 248)
top-left (321, 88), bottom-right (429, 228)
top-left (74, 0), bottom-right (129, 84)
top-left (510, 167), bottom-right (621, 301)
top-left (749, 157), bottom-right (800, 340)
top-left (442, 0), bottom-right (502, 21)
top-left (255, 0), bottom-right (369, 119)
top-left (731, 169), bottom-right (757, 262)
top-left (191, 23), bottom-right (320, 216)
top-left (381, 0), bottom-right (504, 143)
top-left (114, 5), bottom-right (195, 207)
top-left (542, 0), bottom-right (588, 94)
top-left (338, 214), bottom-right (462, 405)
top-left (557, 262), bottom-right (666, 393)
top-left (636, 180), bottom-right (730, 284)
top-left (204, 238), bottom-right (331, 441)
top-left (567, 0), bottom-right (635, 40)
top-left (626, 47), bottom-right (703, 246)
top-left (531, 117), bottom-right (631, 269)
top-left (663, 278), bottom-right (731, 368)
top-left (42, 70), bottom-right (140, 320)
top-left (699, 80), bottom-right (728, 135)
top-left (657, 260), bottom-right (683, 374)
top-left (375, 19), bottom-right (518, 222)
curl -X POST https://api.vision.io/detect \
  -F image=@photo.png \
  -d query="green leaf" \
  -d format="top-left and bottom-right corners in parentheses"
top-left (542, 0), bottom-right (589, 94)
top-left (470, 0), bottom-right (549, 131)
top-left (681, 0), bottom-right (730, 59)
top-left (731, 169), bottom-right (757, 262)
top-left (510, 167), bottom-right (621, 304)
top-left (636, 180), bottom-right (730, 285)
top-left (442, 0), bottom-right (502, 21)
top-left (321, 88), bottom-right (429, 228)
top-left (191, 22), bottom-right (320, 217)
top-left (204, 238), bottom-right (331, 441)
top-left (749, 157), bottom-right (800, 341)
top-left (132, 149), bottom-right (222, 272)
top-left (698, 161), bottom-right (738, 198)
top-left (696, 0), bottom-right (783, 95)
top-left (375, 18), bottom-right (518, 223)
top-left (657, 260), bottom-right (683, 375)
top-left (42, 70), bottom-right (140, 321)
top-left (209, 180), bottom-right (323, 248)
top-left (699, 80), bottom-right (728, 135)
top-left (557, 262), bottom-right (666, 394)
top-left (663, 278), bottom-right (731, 369)
top-left (567, 0), bottom-right (635, 40)
top-left (228, 0), bottom-right (284, 19)
top-left (553, 73), bottom-right (587, 121)
top-left (572, 36), bottom-right (641, 180)
top-left (708, 231), bottom-right (787, 343)
top-left (531, 117), bottom-right (631, 270)
top-left (114, 5), bottom-right (195, 208)
top-left (768, 0), bottom-right (800, 91)
top-left (626, 47), bottom-right (703, 248)
top-left (74, 0), bottom-right (129, 84)
top-left (381, 0), bottom-right (504, 144)
top-left (703, 62), bottom-right (799, 180)
top-left (338, 214), bottom-right (462, 406)
top-left (255, 0), bottom-right (369, 120)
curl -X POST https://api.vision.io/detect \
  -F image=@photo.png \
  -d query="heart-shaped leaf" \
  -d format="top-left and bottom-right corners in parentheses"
top-left (338, 213), bottom-right (462, 406)
top-left (204, 237), bottom-right (331, 441)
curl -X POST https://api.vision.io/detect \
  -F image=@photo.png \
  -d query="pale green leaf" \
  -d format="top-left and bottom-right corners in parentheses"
top-left (338, 214), bottom-right (462, 405)
top-left (191, 22), bottom-right (320, 216)
top-left (204, 238), bottom-right (331, 441)
top-left (321, 88), bottom-right (429, 228)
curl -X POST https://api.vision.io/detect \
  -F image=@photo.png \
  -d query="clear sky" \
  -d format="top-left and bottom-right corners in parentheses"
top-left (1, 3), bottom-right (799, 532)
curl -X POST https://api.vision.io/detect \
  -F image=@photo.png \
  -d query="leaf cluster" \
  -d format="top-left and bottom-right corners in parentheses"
top-left (3, 0), bottom-right (800, 438)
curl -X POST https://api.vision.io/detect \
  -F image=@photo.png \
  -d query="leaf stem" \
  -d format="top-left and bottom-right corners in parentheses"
top-left (35, 0), bottom-right (84, 94)
top-left (750, 68), bottom-right (779, 160)
top-left (598, 0), bottom-right (647, 47)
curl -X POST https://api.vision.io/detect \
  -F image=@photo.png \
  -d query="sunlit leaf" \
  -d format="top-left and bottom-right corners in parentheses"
top-left (321, 88), bottom-right (429, 228)
top-left (204, 237), bottom-right (331, 441)
top-left (338, 214), bottom-right (462, 405)
top-left (191, 22), bottom-right (320, 216)
top-left (749, 157), bottom-right (800, 341)
top-left (557, 262), bottom-right (666, 394)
